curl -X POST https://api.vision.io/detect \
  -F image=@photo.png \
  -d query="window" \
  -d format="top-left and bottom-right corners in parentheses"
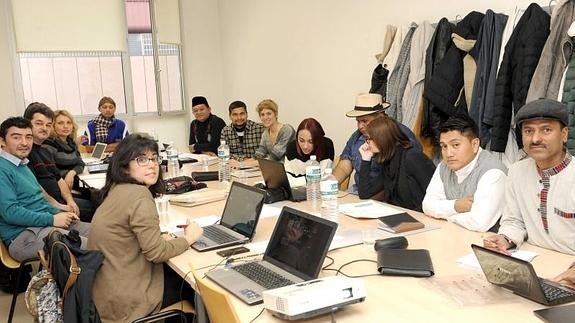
top-left (14, 0), bottom-right (184, 117)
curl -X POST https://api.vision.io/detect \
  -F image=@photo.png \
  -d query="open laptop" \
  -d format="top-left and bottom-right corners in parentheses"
top-left (206, 206), bottom-right (338, 305)
top-left (83, 142), bottom-right (108, 165)
top-left (471, 244), bottom-right (575, 306)
top-left (191, 182), bottom-right (265, 252)
top-left (257, 158), bottom-right (306, 202)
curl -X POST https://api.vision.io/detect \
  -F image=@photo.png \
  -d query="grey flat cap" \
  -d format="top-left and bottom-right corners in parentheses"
top-left (515, 98), bottom-right (568, 126)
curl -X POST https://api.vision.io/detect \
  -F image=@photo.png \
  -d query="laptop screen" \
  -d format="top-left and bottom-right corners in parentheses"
top-left (471, 244), bottom-right (544, 301)
top-left (264, 207), bottom-right (338, 280)
top-left (257, 158), bottom-right (292, 192)
top-left (91, 142), bottom-right (107, 159)
top-left (220, 182), bottom-right (265, 237)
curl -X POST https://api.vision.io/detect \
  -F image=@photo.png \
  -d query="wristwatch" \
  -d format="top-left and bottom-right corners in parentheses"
top-left (501, 234), bottom-right (516, 249)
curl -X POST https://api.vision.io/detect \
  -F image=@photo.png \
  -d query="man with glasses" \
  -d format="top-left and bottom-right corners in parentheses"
top-left (0, 117), bottom-right (90, 262)
top-left (333, 93), bottom-right (422, 193)
top-left (188, 96), bottom-right (226, 155)
top-left (24, 102), bottom-right (95, 222)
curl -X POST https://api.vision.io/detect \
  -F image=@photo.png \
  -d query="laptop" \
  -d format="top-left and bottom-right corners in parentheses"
top-left (471, 244), bottom-right (575, 306)
top-left (206, 206), bottom-right (338, 305)
top-left (257, 158), bottom-right (306, 202)
top-left (83, 142), bottom-right (108, 165)
top-left (191, 182), bottom-right (265, 252)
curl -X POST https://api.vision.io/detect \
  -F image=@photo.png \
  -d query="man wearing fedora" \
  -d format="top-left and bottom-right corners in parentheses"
top-left (484, 99), bottom-right (575, 256)
top-left (333, 93), bottom-right (421, 193)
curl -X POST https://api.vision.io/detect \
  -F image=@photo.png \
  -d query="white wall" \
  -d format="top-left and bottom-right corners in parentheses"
top-left (0, 0), bottom-right (549, 152)
top-left (217, 0), bottom-right (547, 152)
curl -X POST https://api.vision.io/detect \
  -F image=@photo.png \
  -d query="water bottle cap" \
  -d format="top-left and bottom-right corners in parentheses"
top-left (220, 140), bottom-right (226, 145)
top-left (324, 168), bottom-right (332, 174)
top-left (310, 155), bottom-right (317, 161)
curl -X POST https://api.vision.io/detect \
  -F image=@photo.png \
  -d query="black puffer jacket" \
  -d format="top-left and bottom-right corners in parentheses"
top-left (421, 18), bottom-right (454, 139)
top-left (489, 3), bottom-right (550, 152)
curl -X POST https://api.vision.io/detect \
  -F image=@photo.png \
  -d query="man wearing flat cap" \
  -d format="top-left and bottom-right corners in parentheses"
top-left (188, 96), bottom-right (226, 155)
top-left (484, 98), bottom-right (575, 256)
top-left (333, 93), bottom-right (421, 193)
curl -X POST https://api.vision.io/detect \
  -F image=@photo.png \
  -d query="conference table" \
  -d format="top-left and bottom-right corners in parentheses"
top-left (162, 163), bottom-right (574, 323)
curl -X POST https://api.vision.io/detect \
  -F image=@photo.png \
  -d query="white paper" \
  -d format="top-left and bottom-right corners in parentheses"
top-left (340, 200), bottom-right (404, 219)
top-left (246, 240), bottom-right (269, 254)
top-left (260, 205), bottom-right (282, 219)
top-left (457, 250), bottom-right (539, 270)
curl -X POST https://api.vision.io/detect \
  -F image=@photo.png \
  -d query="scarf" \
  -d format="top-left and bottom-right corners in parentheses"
top-left (94, 114), bottom-right (113, 143)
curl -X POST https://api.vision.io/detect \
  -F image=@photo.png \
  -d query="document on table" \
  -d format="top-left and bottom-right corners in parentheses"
top-left (340, 200), bottom-right (404, 219)
top-left (457, 249), bottom-right (538, 270)
top-left (260, 204), bottom-right (282, 219)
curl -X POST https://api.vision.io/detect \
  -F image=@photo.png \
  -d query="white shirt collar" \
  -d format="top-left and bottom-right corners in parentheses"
top-left (0, 150), bottom-right (29, 166)
top-left (454, 147), bottom-right (483, 181)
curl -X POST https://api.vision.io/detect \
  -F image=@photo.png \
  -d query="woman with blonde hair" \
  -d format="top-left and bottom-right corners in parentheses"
top-left (43, 109), bottom-right (85, 190)
top-left (254, 99), bottom-right (295, 161)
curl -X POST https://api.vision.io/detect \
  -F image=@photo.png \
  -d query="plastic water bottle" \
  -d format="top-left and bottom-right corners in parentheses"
top-left (305, 155), bottom-right (321, 212)
top-left (166, 143), bottom-right (179, 179)
top-left (218, 140), bottom-right (230, 183)
top-left (320, 168), bottom-right (338, 223)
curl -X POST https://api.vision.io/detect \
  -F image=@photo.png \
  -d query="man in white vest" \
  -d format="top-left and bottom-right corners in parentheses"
top-left (422, 114), bottom-right (507, 232)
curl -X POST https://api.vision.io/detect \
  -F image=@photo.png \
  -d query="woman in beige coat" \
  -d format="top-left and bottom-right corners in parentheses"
top-left (88, 133), bottom-right (203, 322)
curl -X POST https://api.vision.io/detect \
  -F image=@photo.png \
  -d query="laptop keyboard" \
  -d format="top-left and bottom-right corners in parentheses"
top-left (203, 226), bottom-right (238, 244)
top-left (232, 262), bottom-right (294, 290)
top-left (541, 281), bottom-right (575, 302)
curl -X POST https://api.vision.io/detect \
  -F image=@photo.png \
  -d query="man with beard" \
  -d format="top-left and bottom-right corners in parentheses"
top-left (24, 103), bottom-right (95, 222)
top-left (484, 99), bottom-right (575, 255)
top-left (221, 100), bottom-right (264, 168)
top-left (0, 117), bottom-right (90, 261)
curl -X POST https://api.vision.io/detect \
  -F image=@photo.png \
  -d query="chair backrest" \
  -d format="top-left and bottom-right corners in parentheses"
top-left (0, 240), bottom-right (20, 269)
top-left (333, 156), bottom-right (350, 191)
top-left (193, 271), bottom-right (240, 323)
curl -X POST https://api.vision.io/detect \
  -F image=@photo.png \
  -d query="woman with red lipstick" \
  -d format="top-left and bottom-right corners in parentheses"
top-left (88, 133), bottom-right (203, 322)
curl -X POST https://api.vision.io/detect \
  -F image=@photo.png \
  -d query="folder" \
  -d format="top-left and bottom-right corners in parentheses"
top-left (191, 171), bottom-right (219, 181)
top-left (376, 249), bottom-right (434, 277)
top-left (377, 212), bottom-right (424, 233)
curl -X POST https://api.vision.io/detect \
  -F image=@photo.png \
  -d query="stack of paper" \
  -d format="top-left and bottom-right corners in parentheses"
top-left (339, 200), bottom-right (404, 219)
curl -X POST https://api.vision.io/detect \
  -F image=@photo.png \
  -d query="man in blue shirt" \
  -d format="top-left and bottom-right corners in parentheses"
top-left (0, 117), bottom-right (90, 261)
top-left (333, 93), bottom-right (422, 194)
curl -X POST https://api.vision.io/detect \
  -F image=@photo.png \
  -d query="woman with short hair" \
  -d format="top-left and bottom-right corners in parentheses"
top-left (254, 99), bottom-right (295, 161)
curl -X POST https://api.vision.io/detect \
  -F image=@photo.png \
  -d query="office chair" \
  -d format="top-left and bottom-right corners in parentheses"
top-left (193, 271), bottom-right (240, 323)
top-left (0, 240), bottom-right (37, 323)
top-left (132, 299), bottom-right (195, 323)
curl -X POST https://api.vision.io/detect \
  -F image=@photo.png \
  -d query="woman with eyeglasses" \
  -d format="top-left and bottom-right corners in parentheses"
top-left (88, 133), bottom-right (203, 322)
top-left (358, 116), bottom-right (435, 211)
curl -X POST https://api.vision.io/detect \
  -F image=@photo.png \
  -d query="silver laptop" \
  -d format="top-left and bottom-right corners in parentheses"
top-left (83, 142), bottom-right (108, 165)
top-left (471, 244), bottom-right (575, 306)
top-left (192, 182), bottom-right (265, 252)
top-left (257, 158), bottom-right (306, 202)
top-left (206, 206), bottom-right (338, 305)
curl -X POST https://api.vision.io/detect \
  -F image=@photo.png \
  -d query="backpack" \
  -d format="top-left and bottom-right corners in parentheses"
top-left (25, 230), bottom-right (104, 323)
top-left (25, 231), bottom-right (80, 323)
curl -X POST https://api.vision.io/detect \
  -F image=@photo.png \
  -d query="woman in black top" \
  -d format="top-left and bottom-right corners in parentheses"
top-left (43, 110), bottom-right (85, 190)
top-left (285, 118), bottom-right (335, 163)
top-left (357, 116), bottom-right (435, 211)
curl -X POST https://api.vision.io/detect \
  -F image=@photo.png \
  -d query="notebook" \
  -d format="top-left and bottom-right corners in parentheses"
top-left (378, 212), bottom-right (424, 233)
top-left (206, 206), bottom-right (338, 305)
top-left (471, 244), bottom-right (575, 306)
top-left (257, 158), bottom-right (306, 202)
top-left (83, 142), bottom-right (108, 165)
top-left (191, 182), bottom-right (265, 252)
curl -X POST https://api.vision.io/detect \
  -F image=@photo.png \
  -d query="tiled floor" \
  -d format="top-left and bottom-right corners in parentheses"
top-left (0, 289), bottom-right (33, 322)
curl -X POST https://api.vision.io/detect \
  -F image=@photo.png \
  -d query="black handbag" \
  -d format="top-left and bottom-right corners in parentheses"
top-left (164, 176), bottom-right (207, 194)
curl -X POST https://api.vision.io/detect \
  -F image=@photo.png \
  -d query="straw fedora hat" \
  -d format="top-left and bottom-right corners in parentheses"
top-left (346, 93), bottom-right (391, 117)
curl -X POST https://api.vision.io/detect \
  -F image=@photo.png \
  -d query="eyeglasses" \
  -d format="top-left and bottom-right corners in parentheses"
top-left (133, 156), bottom-right (162, 167)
